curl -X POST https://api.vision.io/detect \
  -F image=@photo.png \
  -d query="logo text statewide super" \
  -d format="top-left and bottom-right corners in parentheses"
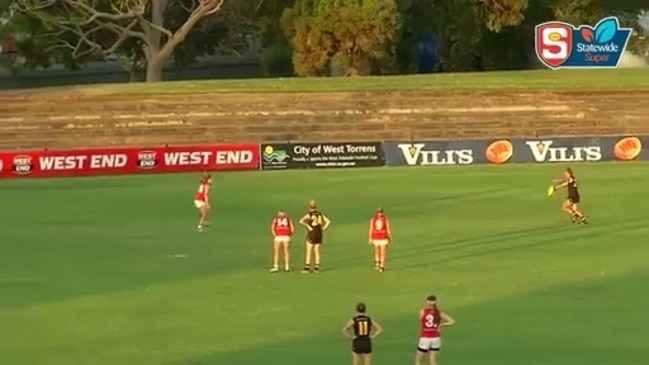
top-left (535, 16), bottom-right (632, 70)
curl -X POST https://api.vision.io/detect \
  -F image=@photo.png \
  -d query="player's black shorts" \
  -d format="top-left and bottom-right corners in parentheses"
top-left (352, 337), bottom-right (372, 354)
top-left (568, 195), bottom-right (580, 204)
top-left (307, 230), bottom-right (323, 244)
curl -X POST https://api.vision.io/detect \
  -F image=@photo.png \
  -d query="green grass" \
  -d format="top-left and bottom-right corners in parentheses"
top-left (1, 163), bottom-right (649, 365)
top-left (73, 69), bottom-right (649, 95)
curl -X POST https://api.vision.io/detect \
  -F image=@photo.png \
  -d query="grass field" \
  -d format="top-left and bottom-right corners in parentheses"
top-left (1, 163), bottom-right (648, 365)
top-left (67, 69), bottom-right (649, 95)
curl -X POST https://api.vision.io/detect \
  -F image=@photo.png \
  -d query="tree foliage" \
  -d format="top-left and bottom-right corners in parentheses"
top-left (395, 0), bottom-right (647, 72)
top-left (282, 0), bottom-right (401, 76)
top-left (472, 0), bottom-right (529, 32)
top-left (11, 0), bottom-right (226, 81)
top-left (3, 0), bottom-right (646, 80)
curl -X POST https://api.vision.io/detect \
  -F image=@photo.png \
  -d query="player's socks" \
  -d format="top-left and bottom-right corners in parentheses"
top-left (302, 265), bottom-right (310, 274)
top-left (313, 265), bottom-right (320, 273)
top-left (579, 216), bottom-right (588, 224)
top-left (284, 265), bottom-right (290, 272)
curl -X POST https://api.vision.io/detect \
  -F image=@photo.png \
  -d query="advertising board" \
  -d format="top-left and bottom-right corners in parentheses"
top-left (261, 142), bottom-right (383, 170)
top-left (0, 144), bottom-right (259, 179)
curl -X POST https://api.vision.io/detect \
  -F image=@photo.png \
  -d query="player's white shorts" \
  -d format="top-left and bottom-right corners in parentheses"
top-left (372, 239), bottom-right (389, 247)
top-left (194, 200), bottom-right (207, 209)
top-left (417, 337), bottom-right (442, 352)
top-left (274, 236), bottom-right (291, 244)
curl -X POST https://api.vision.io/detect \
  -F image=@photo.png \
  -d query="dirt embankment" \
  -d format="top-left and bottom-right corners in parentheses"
top-left (0, 90), bottom-right (647, 150)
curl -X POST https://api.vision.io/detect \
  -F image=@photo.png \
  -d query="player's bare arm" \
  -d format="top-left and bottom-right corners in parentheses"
top-left (386, 221), bottom-right (393, 242)
top-left (554, 181), bottom-right (568, 189)
top-left (299, 214), bottom-right (312, 231)
top-left (370, 320), bottom-right (383, 339)
top-left (322, 215), bottom-right (331, 230)
top-left (342, 319), bottom-right (354, 339)
top-left (289, 220), bottom-right (295, 235)
top-left (368, 220), bottom-right (374, 244)
top-left (440, 312), bottom-right (456, 327)
top-left (270, 221), bottom-right (276, 236)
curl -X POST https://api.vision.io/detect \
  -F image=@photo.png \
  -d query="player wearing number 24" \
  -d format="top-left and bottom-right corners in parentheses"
top-left (342, 302), bottom-right (383, 365)
top-left (299, 200), bottom-right (331, 273)
top-left (416, 295), bottom-right (456, 365)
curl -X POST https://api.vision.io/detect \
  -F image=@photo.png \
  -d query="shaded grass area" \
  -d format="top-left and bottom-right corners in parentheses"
top-left (18, 69), bottom-right (649, 96)
top-left (179, 271), bottom-right (649, 365)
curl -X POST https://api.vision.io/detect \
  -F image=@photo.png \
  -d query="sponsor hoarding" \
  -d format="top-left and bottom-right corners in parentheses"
top-left (0, 144), bottom-right (259, 179)
top-left (384, 140), bottom-right (490, 166)
top-left (384, 136), bottom-right (648, 166)
top-left (514, 137), bottom-right (605, 163)
top-left (261, 142), bottom-right (383, 170)
top-left (0, 135), bottom-right (645, 178)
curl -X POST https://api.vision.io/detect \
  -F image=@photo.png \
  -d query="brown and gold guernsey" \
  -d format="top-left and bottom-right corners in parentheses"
top-left (352, 315), bottom-right (373, 338)
top-left (351, 314), bottom-right (373, 354)
top-left (567, 176), bottom-right (580, 203)
top-left (308, 210), bottom-right (324, 230)
top-left (306, 210), bottom-right (324, 244)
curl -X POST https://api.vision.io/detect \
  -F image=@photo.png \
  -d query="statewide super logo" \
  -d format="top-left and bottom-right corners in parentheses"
top-left (535, 16), bottom-right (632, 69)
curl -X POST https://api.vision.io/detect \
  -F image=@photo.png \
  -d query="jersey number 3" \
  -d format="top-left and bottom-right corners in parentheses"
top-left (424, 314), bottom-right (437, 328)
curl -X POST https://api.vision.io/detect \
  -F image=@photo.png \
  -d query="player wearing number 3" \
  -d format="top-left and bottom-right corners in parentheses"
top-left (415, 295), bottom-right (456, 365)
top-left (270, 210), bottom-right (294, 273)
top-left (369, 207), bottom-right (392, 272)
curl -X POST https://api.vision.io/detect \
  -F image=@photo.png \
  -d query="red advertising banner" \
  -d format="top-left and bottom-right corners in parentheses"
top-left (0, 144), bottom-right (259, 179)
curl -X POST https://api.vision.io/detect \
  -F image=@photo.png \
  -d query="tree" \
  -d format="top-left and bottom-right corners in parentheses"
top-left (471, 0), bottom-right (529, 32)
top-left (282, 0), bottom-right (401, 76)
top-left (13, 0), bottom-right (225, 82)
top-left (396, 0), bottom-right (484, 72)
top-left (224, 0), bottom-right (296, 75)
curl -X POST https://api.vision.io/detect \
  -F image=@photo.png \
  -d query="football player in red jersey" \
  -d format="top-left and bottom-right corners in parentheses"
top-left (270, 210), bottom-right (294, 272)
top-left (415, 295), bottom-right (456, 365)
top-left (194, 173), bottom-right (212, 232)
top-left (368, 207), bottom-right (392, 272)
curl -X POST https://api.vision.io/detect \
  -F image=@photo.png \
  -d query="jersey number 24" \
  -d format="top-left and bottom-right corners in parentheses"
top-left (311, 215), bottom-right (323, 226)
